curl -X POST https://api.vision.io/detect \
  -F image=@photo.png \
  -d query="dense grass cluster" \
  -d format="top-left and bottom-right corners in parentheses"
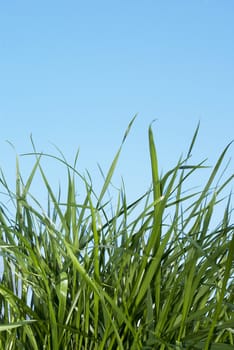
top-left (0, 120), bottom-right (233, 349)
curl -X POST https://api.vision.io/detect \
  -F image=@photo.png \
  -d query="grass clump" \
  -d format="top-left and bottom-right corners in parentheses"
top-left (0, 119), bottom-right (233, 350)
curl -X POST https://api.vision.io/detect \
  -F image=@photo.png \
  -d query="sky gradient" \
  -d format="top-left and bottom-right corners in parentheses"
top-left (0, 1), bottom-right (233, 214)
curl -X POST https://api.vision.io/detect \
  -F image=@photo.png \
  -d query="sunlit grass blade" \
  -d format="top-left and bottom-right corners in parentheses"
top-left (0, 320), bottom-right (36, 331)
top-left (98, 115), bottom-right (136, 207)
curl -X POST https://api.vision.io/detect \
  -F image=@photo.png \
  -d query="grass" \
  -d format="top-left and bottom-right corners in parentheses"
top-left (0, 119), bottom-right (233, 349)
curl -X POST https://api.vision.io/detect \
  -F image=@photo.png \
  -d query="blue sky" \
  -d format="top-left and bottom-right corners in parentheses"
top-left (0, 1), bottom-right (233, 216)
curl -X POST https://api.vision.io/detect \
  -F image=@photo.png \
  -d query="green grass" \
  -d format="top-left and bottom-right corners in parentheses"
top-left (0, 119), bottom-right (233, 349)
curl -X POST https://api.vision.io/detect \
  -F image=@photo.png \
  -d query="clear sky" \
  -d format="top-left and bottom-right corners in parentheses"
top-left (0, 1), bottom-right (233, 216)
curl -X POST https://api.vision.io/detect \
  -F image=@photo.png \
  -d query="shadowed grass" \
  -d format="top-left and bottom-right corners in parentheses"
top-left (0, 120), bottom-right (233, 349)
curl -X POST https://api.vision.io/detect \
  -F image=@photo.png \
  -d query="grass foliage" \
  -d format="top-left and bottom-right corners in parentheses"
top-left (0, 120), bottom-right (233, 349)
